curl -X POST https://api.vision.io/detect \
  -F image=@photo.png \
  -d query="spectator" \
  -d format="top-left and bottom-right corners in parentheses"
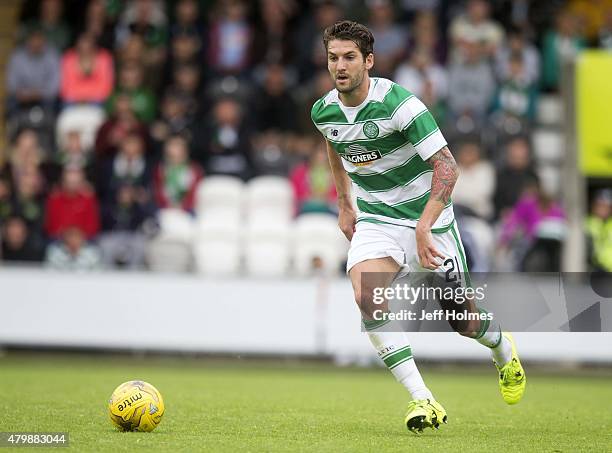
top-left (170, 63), bottom-right (204, 118)
top-left (253, 64), bottom-right (299, 134)
top-left (115, 0), bottom-right (167, 68)
top-left (79, 0), bottom-right (116, 50)
top-left (46, 226), bottom-right (101, 270)
top-left (10, 166), bottom-right (46, 243)
top-left (153, 135), bottom-right (203, 212)
top-left (207, 0), bottom-right (253, 76)
top-left (290, 139), bottom-right (337, 215)
top-left (45, 166), bottom-right (100, 240)
top-left (6, 28), bottom-right (60, 116)
top-left (116, 34), bottom-right (148, 73)
top-left (194, 97), bottom-right (253, 180)
top-left (366, 0), bottom-right (408, 78)
top-left (106, 63), bottom-right (157, 122)
top-left (1, 216), bottom-right (45, 263)
top-left (493, 136), bottom-right (538, 219)
top-left (50, 130), bottom-right (95, 185)
top-left (296, 0), bottom-right (342, 81)
top-left (447, 40), bottom-right (496, 130)
top-left (97, 132), bottom-right (154, 269)
top-left (171, 0), bottom-right (205, 38)
top-left (60, 33), bottom-right (114, 105)
top-left (98, 133), bottom-right (152, 203)
top-left (491, 51), bottom-right (538, 133)
top-left (19, 0), bottom-right (70, 51)
top-left (4, 129), bottom-right (49, 185)
top-left (99, 183), bottom-right (152, 270)
top-left (452, 140), bottom-right (495, 219)
top-left (407, 10), bottom-right (446, 64)
top-left (495, 26), bottom-right (540, 85)
top-left (586, 189), bottom-right (612, 272)
top-left (252, 0), bottom-right (296, 66)
top-left (166, 31), bottom-right (202, 80)
top-left (450, 0), bottom-right (504, 62)
top-left (541, 9), bottom-right (586, 92)
top-left (95, 93), bottom-right (149, 161)
top-left (150, 92), bottom-right (194, 154)
top-left (395, 47), bottom-right (448, 121)
top-left (499, 178), bottom-right (565, 271)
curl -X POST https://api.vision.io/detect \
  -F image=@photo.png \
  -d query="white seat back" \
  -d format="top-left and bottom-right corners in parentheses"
top-left (245, 176), bottom-right (294, 224)
top-left (56, 105), bottom-right (106, 151)
top-left (244, 220), bottom-right (291, 277)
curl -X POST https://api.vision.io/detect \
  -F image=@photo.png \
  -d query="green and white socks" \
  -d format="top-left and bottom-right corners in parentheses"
top-left (364, 319), bottom-right (433, 401)
top-left (473, 309), bottom-right (513, 367)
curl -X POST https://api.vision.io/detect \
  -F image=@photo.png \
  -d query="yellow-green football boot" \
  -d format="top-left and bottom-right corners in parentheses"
top-left (404, 399), bottom-right (448, 434)
top-left (496, 332), bottom-right (526, 405)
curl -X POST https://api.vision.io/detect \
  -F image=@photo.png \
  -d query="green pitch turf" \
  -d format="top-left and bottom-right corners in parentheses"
top-left (0, 354), bottom-right (611, 452)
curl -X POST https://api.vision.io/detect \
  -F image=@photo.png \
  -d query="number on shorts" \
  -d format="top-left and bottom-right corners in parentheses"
top-left (444, 257), bottom-right (462, 283)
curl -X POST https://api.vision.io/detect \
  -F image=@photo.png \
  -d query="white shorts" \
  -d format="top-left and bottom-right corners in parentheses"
top-left (346, 220), bottom-right (470, 284)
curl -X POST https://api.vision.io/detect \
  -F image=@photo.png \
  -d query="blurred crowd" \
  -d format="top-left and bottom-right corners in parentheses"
top-left (0, 0), bottom-right (610, 273)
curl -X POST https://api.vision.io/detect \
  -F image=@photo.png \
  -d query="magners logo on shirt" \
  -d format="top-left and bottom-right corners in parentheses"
top-left (341, 144), bottom-right (382, 167)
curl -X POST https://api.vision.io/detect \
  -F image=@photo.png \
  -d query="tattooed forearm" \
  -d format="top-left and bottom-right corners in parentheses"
top-left (427, 146), bottom-right (459, 204)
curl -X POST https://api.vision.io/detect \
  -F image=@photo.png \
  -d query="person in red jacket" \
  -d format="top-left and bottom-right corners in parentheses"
top-left (60, 33), bottom-right (114, 105)
top-left (153, 134), bottom-right (203, 212)
top-left (44, 165), bottom-right (100, 239)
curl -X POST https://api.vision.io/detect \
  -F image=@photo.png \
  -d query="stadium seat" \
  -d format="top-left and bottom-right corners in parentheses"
top-left (538, 165), bottom-right (562, 197)
top-left (195, 176), bottom-right (245, 224)
top-left (293, 213), bottom-right (349, 276)
top-left (147, 209), bottom-right (196, 272)
top-left (244, 219), bottom-right (291, 277)
top-left (157, 209), bottom-right (195, 243)
top-left (533, 129), bottom-right (564, 165)
top-left (56, 105), bottom-right (106, 151)
top-left (245, 176), bottom-right (293, 224)
top-left (193, 218), bottom-right (242, 276)
top-left (146, 237), bottom-right (193, 273)
top-left (537, 95), bottom-right (563, 126)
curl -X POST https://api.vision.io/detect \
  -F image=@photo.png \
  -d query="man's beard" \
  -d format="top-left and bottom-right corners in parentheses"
top-left (335, 70), bottom-right (365, 93)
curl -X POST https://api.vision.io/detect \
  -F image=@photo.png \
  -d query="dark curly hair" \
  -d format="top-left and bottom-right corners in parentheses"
top-left (323, 20), bottom-right (375, 61)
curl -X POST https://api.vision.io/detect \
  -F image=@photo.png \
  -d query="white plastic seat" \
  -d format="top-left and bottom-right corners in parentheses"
top-left (293, 213), bottom-right (348, 276)
top-left (195, 176), bottom-right (245, 222)
top-left (533, 129), bottom-right (564, 164)
top-left (193, 218), bottom-right (242, 276)
top-left (538, 165), bottom-right (562, 197)
top-left (146, 238), bottom-right (192, 272)
top-left (537, 95), bottom-right (563, 126)
top-left (157, 209), bottom-right (195, 243)
top-left (245, 176), bottom-right (294, 224)
top-left (56, 105), bottom-right (106, 151)
top-left (244, 219), bottom-right (291, 277)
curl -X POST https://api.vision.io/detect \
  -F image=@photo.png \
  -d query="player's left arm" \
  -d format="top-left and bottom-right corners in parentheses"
top-left (416, 146), bottom-right (459, 270)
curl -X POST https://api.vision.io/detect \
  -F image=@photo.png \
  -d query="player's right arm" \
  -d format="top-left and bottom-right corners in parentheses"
top-left (326, 140), bottom-right (356, 241)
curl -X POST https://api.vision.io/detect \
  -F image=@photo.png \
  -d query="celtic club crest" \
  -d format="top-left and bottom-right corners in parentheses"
top-left (363, 121), bottom-right (379, 139)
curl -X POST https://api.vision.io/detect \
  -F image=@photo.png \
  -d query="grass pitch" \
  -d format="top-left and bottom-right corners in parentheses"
top-left (0, 353), bottom-right (611, 452)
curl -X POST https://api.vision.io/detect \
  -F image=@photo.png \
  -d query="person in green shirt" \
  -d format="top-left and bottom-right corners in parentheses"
top-left (106, 63), bottom-right (157, 123)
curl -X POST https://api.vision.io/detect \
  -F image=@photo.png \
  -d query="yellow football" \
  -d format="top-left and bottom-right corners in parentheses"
top-left (108, 380), bottom-right (165, 432)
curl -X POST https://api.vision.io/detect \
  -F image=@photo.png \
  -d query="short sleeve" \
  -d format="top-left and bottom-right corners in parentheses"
top-left (397, 96), bottom-right (447, 161)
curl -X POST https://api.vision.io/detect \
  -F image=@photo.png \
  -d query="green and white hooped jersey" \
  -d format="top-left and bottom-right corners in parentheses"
top-left (311, 77), bottom-right (454, 231)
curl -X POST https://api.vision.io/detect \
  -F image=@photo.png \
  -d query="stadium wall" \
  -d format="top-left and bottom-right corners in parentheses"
top-left (0, 268), bottom-right (610, 364)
